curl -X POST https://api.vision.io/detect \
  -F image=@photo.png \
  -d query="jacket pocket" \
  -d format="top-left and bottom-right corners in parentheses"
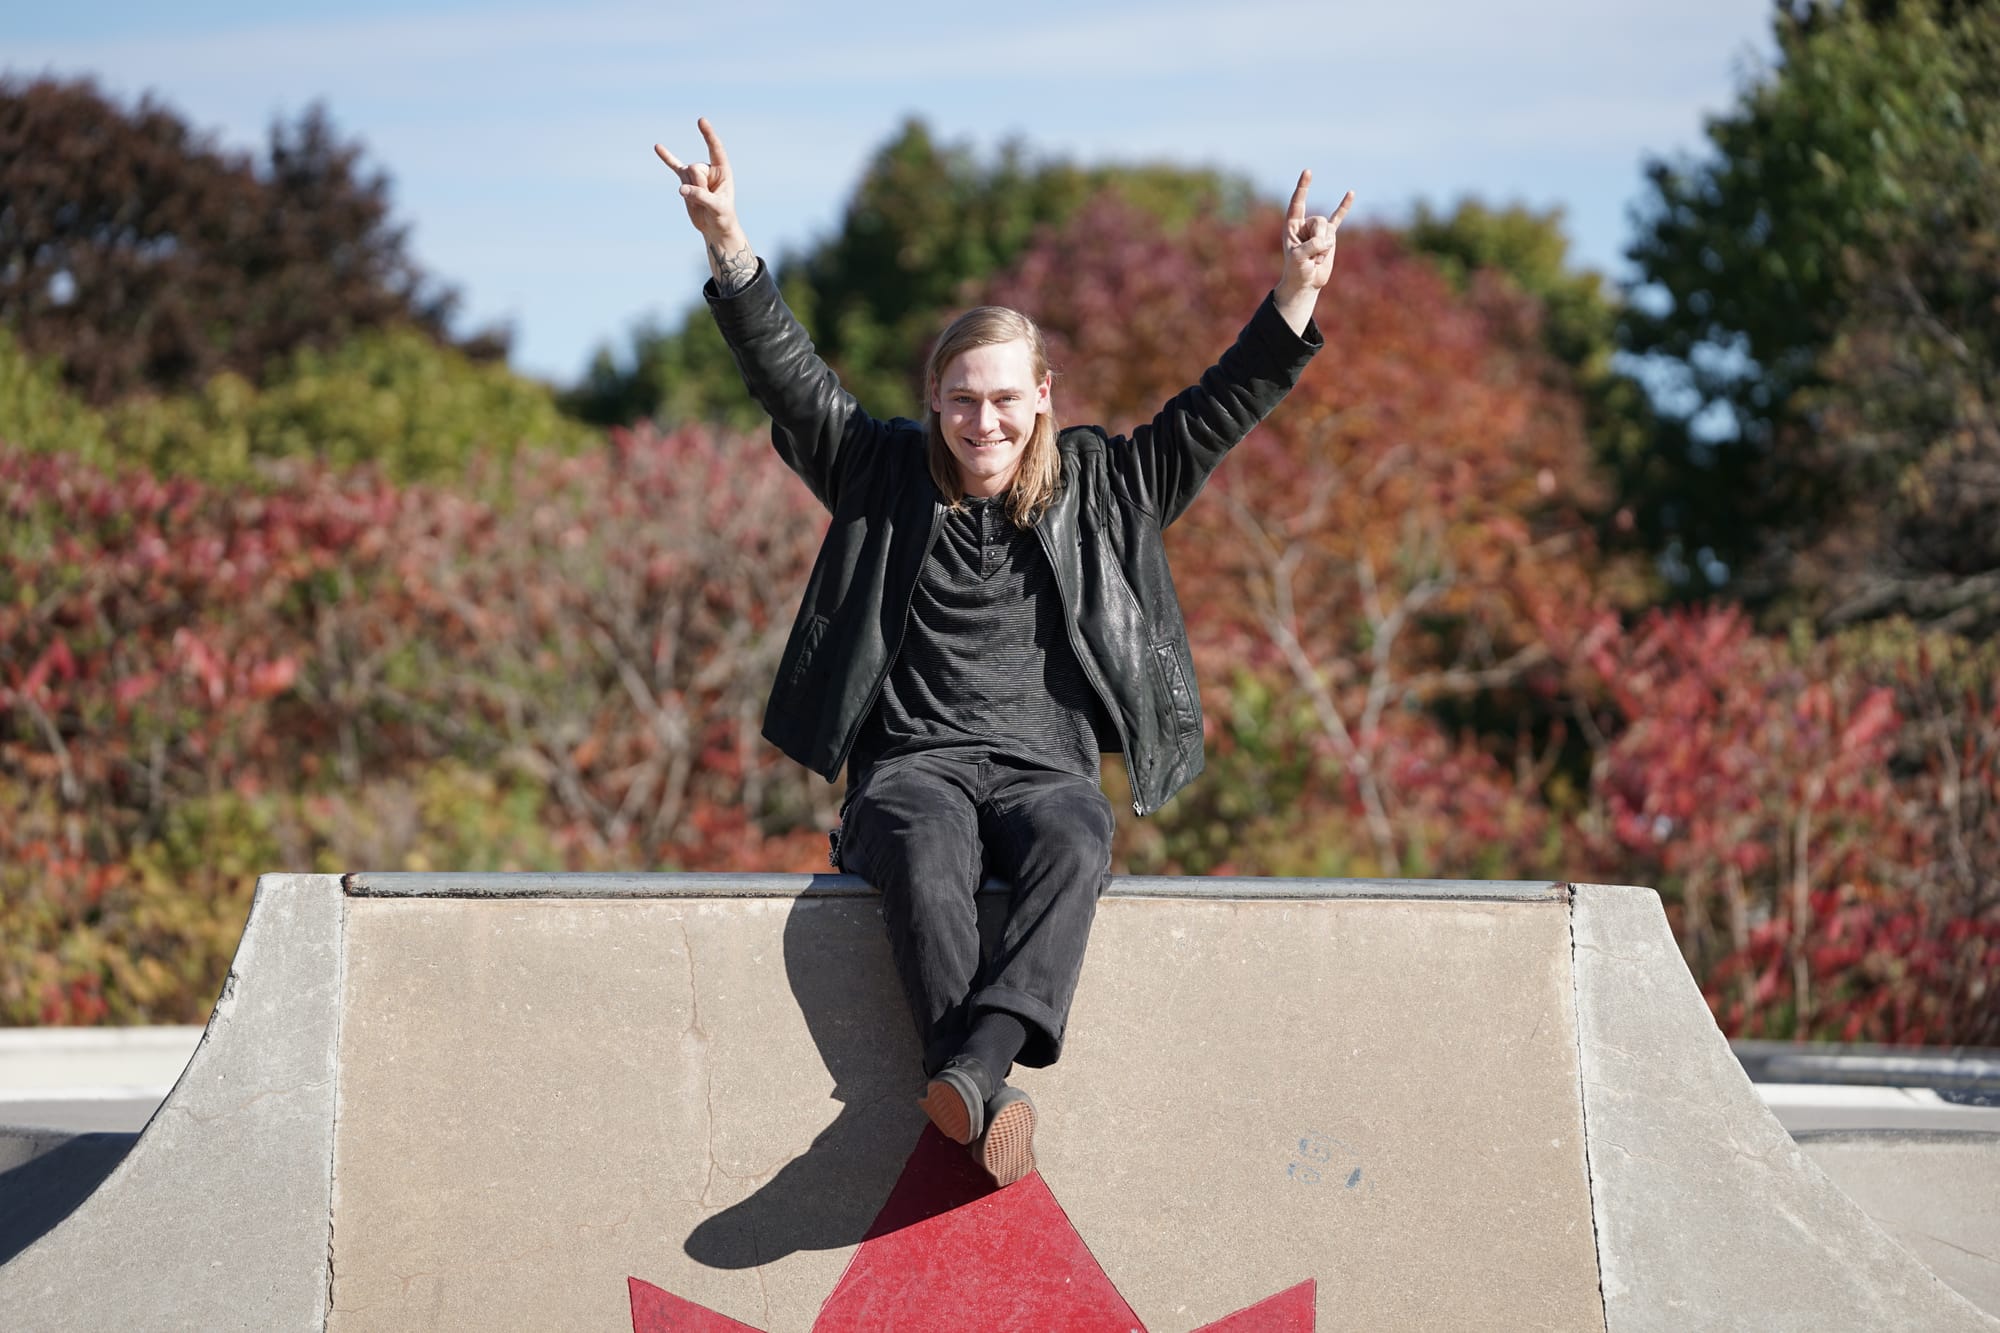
top-left (1151, 642), bottom-right (1201, 744)
top-left (781, 614), bottom-right (830, 694)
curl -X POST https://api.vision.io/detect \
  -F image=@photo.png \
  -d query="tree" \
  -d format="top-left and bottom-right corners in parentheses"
top-left (1578, 608), bottom-right (2000, 1043)
top-left (566, 297), bottom-right (776, 433)
top-left (1408, 199), bottom-right (1619, 378)
top-left (1406, 199), bottom-right (1659, 600)
top-left (0, 76), bottom-right (502, 405)
top-left (568, 118), bottom-right (1254, 428)
top-left (1802, 6), bottom-right (2000, 632)
top-left (980, 198), bottom-right (1613, 877)
top-left (1618, 0), bottom-right (2000, 621)
top-left (0, 423), bottom-right (829, 1022)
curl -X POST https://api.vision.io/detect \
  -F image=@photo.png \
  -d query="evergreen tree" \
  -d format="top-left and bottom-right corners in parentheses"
top-left (1619, 0), bottom-right (2000, 627)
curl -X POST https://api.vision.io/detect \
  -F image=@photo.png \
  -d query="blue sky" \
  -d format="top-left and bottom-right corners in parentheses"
top-left (5, 1), bottom-right (1778, 385)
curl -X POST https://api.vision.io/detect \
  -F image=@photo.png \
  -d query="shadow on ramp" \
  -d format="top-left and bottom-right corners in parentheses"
top-left (0, 1132), bottom-right (137, 1265)
top-left (682, 894), bottom-right (926, 1267)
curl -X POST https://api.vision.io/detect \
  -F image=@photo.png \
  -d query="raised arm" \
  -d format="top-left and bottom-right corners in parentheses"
top-left (1121, 173), bottom-right (1354, 525)
top-left (654, 119), bottom-right (889, 513)
top-left (654, 118), bottom-right (758, 295)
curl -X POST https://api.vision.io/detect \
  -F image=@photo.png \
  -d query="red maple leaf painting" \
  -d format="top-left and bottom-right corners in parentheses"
top-left (631, 1126), bottom-right (1314, 1332)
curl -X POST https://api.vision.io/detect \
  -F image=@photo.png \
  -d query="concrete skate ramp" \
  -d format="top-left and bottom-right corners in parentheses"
top-left (0, 874), bottom-right (1991, 1331)
top-left (1793, 1131), bottom-right (2000, 1317)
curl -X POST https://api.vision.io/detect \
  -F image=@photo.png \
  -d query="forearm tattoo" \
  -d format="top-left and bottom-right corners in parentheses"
top-left (709, 241), bottom-right (758, 296)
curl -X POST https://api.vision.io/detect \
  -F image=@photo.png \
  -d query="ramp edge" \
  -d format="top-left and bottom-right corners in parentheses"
top-left (1565, 884), bottom-right (1613, 1332)
top-left (0, 873), bottom-right (344, 1331)
top-left (343, 871), bottom-right (1567, 901)
top-left (1571, 882), bottom-right (1998, 1332)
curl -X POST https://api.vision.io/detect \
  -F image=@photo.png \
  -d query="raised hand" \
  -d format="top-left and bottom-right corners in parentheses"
top-left (1274, 170), bottom-right (1355, 334)
top-left (655, 117), bottom-right (738, 236)
top-left (655, 118), bottom-right (757, 293)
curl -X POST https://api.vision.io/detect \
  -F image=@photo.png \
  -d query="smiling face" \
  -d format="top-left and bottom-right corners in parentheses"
top-left (930, 339), bottom-right (1052, 499)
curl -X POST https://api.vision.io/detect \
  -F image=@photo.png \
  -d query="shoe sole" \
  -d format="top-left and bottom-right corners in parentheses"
top-left (978, 1090), bottom-right (1036, 1188)
top-left (918, 1069), bottom-right (983, 1145)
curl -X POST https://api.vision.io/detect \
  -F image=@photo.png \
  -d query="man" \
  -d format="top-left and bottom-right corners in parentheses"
top-left (657, 119), bottom-right (1350, 1187)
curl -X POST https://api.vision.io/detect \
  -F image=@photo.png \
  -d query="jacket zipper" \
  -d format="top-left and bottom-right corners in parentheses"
top-left (1035, 524), bottom-right (1146, 817)
top-left (832, 501), bottom-right (947, 777)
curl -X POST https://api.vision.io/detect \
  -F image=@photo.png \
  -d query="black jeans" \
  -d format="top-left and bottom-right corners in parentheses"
top-left (836, 749), bottom-right (1116, 1076)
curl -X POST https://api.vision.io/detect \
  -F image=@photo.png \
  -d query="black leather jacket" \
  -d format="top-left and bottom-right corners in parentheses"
top-left (707, 263), bottom-right (1320, 816)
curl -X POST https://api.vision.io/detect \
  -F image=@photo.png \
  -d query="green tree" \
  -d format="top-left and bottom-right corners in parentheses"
top-left (0, 326), bottom-right (111, 457)
top-left (569, 118), bottom-right (1255, 428)
top-left (105, 326), bottom-right (594, 485)
top-left (0, 313), bottom-right (586, 487)
top-left (566, 282), bottom-right (801, 433)
top-left (1408, 199), bottom-right (1619, 375)
top-left (1802, 7), bottom-right (2000, 631)
top-left (1619, 0), bottom-right (2000, 619)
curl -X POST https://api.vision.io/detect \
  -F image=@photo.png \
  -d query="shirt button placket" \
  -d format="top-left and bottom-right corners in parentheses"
top-left (982, 503), bottom-right (1002, 578)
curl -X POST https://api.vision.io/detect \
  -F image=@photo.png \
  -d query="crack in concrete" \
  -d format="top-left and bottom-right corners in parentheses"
top-left (327, 1268), bottom-right (441, 1311)
top-left (753, 1216), bottom-right (774, 1328)
top-left (1586, 1040), bottom-right (1647, 1066)
top-left (1568, 893), bottom-right (1613, 1332)
top-left (164, 1077), bottom-right (336, 1125)
top-left (1724, 1133), bottom-right (1796, 1171)
top-left (1913, 1229), bottom-right (2000, 1267)
top-left (326, 897), bottom-right (347, 1333)
top-left (1574, 943), bottom-right (1652, 967)
top-left (705, 1161), bottom-right (774, 1186)
top-left (672, 917), bottom-right (725, 1211)
top-left (1595, 1134), bottom-right (1778, 1179)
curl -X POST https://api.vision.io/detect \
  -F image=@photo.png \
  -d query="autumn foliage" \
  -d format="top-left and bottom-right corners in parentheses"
top-left (1579, 609), bottom-right (1998, 1043)
top-left (1, 428), bottom-right (831, 1022)
top-left (981, 200), bottom-right (1995, 1040)
top-left (5, 201), bottom-right (1996, 1042)
top-left (985, 201), bottom-right (1610, 880)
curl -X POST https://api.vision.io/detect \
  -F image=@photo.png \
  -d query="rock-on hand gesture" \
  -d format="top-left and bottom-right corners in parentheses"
top-left (1274, 171), bottom-right (1355, 334)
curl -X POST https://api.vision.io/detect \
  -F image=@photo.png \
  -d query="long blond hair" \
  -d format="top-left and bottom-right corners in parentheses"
top-left (924, 306), bottom-right (1062, 527)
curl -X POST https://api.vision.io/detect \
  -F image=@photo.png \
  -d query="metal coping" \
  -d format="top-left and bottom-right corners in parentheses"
top-left (1788, 1128), bottom-right (2000, 1147)
top-left (1732, 1039), bottom-right (2000, 1094)
top-left (343, 872), bottom-right (1566, 902)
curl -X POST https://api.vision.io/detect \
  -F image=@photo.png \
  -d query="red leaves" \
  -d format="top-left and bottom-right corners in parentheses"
top-left (14, 635), bottom-right (76, 698)
top-left (977, 200), bottom-right (1994, 1045)
top-left (171, 628), bottom-right (227, 703)
top-left (1708, 888), bottom-right (2000, 1043)
top-left (247, 655), bottom-right (299, 699)
top-left (1837, 686), bottom-right (1898, 752)
top-left (1577, 608), bottom-right (1999, 1043)
top-left (1, 426), bottom-right (831, 1022)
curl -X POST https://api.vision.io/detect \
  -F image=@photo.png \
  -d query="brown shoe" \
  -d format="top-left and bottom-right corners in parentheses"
top-left (975, 1086), bottom-right (1037, 1187)
top-left (917, 1063), bottom-right (986, 1145)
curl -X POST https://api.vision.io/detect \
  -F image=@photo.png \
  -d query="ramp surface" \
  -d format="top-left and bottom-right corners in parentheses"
top-left (1792, 1130), bottom-right (2000, 1316)
top-left (1, 873), bottom-right (1991, 1331)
